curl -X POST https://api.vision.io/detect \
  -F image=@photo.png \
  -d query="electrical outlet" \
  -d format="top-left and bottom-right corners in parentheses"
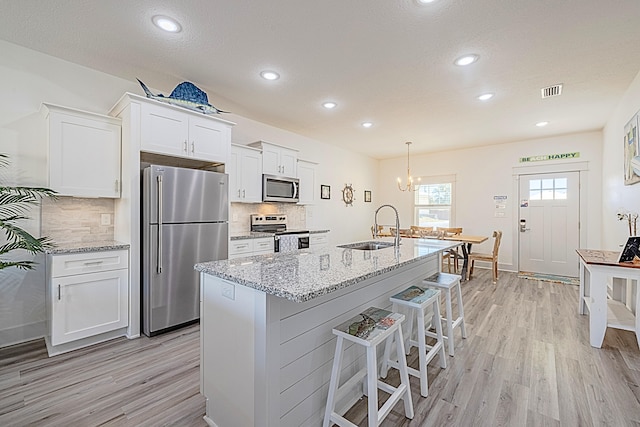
top-left (222, 283), bottom-right (235, 300)
top-left (232, 213), bottom-right (238, 222)
top-left (100, 214), bottom-right (111, 226)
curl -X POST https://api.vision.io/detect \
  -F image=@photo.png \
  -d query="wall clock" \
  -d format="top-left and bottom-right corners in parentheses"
top-left (342, 184), bottom-right (354, 207)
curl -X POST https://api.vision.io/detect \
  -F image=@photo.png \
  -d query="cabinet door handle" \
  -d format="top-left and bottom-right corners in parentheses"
top-left (115, 179), bottom-right (119, 193)
top-left (157, 174), bottom-right (163, 274)
top-left (191, 141), bottom-right (195, 154)
top-left (183, 140), bottom-right (188, 153)
top-left (58, 284), bottom-right (61, 300)
top-left (238, 189), bottom-right (241, 197)
top-left (242, 189), bottom-right (246, 198)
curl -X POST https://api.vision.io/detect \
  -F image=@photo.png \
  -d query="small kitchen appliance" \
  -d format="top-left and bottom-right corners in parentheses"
top-left (262, 174), bottom-right (300, 203)
top-left (250, 214), bottom-right (309, 252)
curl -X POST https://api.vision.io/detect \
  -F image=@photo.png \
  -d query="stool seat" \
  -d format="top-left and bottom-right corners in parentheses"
top-left (423, 272), bottom-right (467, 356)
top-left (323, 307), bottom-right (414, 427)
top-left (381, 286), bottom-right (447, 397)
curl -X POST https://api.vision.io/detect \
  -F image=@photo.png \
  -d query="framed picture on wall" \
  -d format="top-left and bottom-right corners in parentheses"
top-left (321, 185), bottom-right (331, 199)
top-left (624, 112), bottom-right (640, 185)
top-left (364, 190), bottom-right (371, 202)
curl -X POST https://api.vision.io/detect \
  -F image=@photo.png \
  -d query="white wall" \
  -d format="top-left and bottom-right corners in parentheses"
top-left (0, 40), bottom-right (377, 347)
top-left (602, 69), bottom-right (640, 250)
top-left (378, 132), bottom-right (603, 271)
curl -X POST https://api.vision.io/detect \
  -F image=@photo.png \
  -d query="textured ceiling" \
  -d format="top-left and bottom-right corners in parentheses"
top-left (1, 0), bottom-right (639, 159)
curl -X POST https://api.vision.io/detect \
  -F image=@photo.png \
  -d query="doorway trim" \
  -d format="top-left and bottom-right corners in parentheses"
top-left (512, 161), bottom-right (589, 274)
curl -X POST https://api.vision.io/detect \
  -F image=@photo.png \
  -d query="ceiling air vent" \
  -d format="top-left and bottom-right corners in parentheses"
top-left (541, 84), bottom-right (563, 99)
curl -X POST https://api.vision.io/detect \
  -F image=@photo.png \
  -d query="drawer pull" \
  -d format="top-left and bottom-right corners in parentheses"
top-left (83, 261), bottom-right (104, 266)
top-left (58, 284), bottom-right (61, 300)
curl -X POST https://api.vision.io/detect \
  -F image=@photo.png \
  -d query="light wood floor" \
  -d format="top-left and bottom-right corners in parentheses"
top-left (1, 269), bottom-right (639, 426)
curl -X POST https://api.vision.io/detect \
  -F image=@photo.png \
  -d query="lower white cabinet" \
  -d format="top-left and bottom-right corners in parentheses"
top-left (228, 237), bottom-right (274, 259)
top-left (309, 232), bottom-right (329, 248)
top-left (47, 249), bottom-right (129, 354)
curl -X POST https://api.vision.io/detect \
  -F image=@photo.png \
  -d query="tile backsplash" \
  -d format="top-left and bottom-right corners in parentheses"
top-left (230, 202), bottom-right (306, 234)
top-left (41, 197), bottom-right (115, 245)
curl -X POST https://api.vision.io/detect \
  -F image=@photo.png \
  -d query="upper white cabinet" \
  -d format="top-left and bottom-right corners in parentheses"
top-left (229, 144), bottom-right (262, 203)
top-left (297, 159), bottom-right (317, 205)
top-left (250, 141), bottom-right (298, 178)
top-left (140, 100), bottom-right (231, 163)
top-left (42, 104), bottom-right (121, 198)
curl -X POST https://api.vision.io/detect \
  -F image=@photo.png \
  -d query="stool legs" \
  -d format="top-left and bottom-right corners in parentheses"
top-left (366, 346), bottom-right (378, 427)
top-left (444, 289), bottom-right (455, 356)
top-left (382, 301), bottom-right (446, 398)
top-left (325, 319), bottom-right (413, 427)
top-left (456, 282), bottom-right (467, 339)
top-left (323, 336), bottom-right (344, 427)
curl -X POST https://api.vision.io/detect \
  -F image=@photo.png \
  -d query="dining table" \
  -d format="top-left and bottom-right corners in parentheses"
top-left (441, 234), bottom-right (489, 281)
top-left (376, 230), bottom-right (488, 281)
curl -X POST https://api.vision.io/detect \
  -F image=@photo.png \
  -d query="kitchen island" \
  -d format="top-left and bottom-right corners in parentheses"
top-left (195, 238), bottom-right (459, 427)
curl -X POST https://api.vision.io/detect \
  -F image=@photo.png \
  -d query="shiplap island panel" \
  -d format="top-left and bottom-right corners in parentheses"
top-left (195, 238), bottom-right (459, 427)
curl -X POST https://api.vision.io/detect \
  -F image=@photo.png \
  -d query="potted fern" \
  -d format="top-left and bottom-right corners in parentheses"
top-left (0, 153), bottom-right (56, 270)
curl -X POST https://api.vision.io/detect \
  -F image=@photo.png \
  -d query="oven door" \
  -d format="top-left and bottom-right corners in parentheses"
top-left (263, 174), bottom-right (299, 203)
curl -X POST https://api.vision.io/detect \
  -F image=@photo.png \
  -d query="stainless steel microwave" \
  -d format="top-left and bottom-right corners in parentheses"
top-left (262, 174), bottom-right (299, 203)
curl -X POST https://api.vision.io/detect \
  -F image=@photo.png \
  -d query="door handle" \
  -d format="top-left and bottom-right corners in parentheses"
top-left (519, 219), bottom-right (530, 232)
top-left (157, 174), bottom-right (163, 274)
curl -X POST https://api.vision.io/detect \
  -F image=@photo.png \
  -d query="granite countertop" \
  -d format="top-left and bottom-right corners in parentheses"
top-left (230, 232), bottom-right (274, 241)
top-left (45, 240), bottom-right (130, 255)
top-left (195, 238), bottom-right (457, 303)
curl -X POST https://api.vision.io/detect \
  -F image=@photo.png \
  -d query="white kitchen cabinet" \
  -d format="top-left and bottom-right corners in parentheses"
top-left (250, 141), bottom-right (298, 178)
top-left (140, 98), bottom-right (231, 163)
top-left (42, 104), bottom-right (121, 198)
top-left (297, 159), bottom-right (318, 205)
top-left (228, 237), bottom-right (274, 259)
top-left (309, 232), bottom-right (330, 248)
top-left (46, 249), bottom-right (129, 355)
top-left (229, 144), bottom-right (262, 203)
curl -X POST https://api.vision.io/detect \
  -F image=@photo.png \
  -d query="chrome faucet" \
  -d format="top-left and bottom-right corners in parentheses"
top-left (374, 204), bottom-right (401, 248)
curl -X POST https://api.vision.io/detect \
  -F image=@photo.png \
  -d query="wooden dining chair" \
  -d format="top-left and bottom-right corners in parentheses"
top-left (437, 227), bottom-right (463, 273)
top-left (410, 226), bottom-right (440, 238)
top-left (467, 230), bottom-right (502, 283)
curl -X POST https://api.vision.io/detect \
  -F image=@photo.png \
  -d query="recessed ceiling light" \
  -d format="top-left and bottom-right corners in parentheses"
top-left (260, 70), bottom-right (280, 81)
top-left (417, 0), bottom-right (437, 3)
top-left (152, 15), bottom-right (182, 33)
top-left (454, 54), bottom-right (479, 66)
top-left (536, 121), bottom-right (549, 127)
top-left (362, 122), bottom-right (373, 128)
top-left (477, 93), bottom-right (494, 101)
top-left (322, 102), bottom-right (337, 109)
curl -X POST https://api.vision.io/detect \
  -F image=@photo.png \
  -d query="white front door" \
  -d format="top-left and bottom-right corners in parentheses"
top-left (518, 171), bottom-right (580, 277)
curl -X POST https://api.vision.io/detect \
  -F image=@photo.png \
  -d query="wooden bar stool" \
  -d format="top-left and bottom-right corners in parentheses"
top-left (323, 307), bottom-right (413, 427)
top-left (380, 286), bottom-right (447, 397)
top-left (423, 272), bottom-right (467, 356)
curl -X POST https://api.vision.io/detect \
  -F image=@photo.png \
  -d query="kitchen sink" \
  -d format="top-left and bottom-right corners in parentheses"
top-left (337, 241), bottom-right (397, 251)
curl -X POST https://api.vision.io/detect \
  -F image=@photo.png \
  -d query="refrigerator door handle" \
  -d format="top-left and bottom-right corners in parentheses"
top-left (157, 174), bottom-right (163, 274)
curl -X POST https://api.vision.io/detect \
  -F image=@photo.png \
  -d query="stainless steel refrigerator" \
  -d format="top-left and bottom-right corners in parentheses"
top-left (142, 165), bottom-right (228, 336)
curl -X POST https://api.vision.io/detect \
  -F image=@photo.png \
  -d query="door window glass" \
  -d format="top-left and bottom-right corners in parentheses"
top-left (528, 178), bottom-right (568, 200)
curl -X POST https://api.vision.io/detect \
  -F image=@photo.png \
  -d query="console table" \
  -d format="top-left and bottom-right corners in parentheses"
top-left (577, 249), bottom-right (640, 348)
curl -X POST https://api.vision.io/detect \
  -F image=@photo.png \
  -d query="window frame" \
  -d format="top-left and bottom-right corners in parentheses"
top-left (413, 174), bottom-right (456, 228)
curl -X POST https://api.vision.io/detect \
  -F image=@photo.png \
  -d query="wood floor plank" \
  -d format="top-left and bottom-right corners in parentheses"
top-left (1, 269), bottom-right (640, 426)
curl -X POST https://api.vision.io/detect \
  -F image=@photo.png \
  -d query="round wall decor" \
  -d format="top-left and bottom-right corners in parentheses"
top-left (342, 184), bottom-right (354, 206)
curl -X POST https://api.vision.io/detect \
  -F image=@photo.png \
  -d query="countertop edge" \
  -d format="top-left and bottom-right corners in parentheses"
top-left (196, 244), bottom-right (452, 303)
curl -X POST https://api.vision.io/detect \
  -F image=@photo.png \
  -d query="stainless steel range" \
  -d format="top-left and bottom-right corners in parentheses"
top-left (250, 214), bottom-right (309, 253)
